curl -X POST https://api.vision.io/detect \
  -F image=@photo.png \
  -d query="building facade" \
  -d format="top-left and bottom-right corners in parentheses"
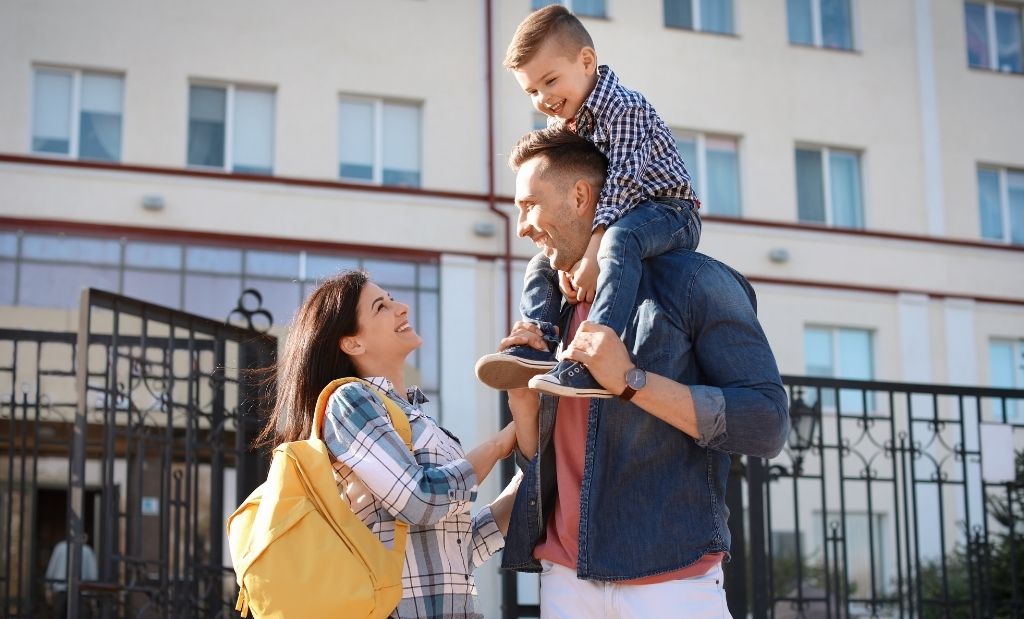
top-left (1, 1), bottom-right (1023, 615)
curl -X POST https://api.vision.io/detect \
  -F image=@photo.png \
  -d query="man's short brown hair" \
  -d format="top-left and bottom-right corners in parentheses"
top-left (503, 4), bottom-right (595, 69)
top-left (509, 126), bottom-right (608, 192)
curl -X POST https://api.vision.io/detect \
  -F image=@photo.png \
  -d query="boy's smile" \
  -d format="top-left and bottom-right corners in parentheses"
top-left (512, 39), bottom-right (598, 122)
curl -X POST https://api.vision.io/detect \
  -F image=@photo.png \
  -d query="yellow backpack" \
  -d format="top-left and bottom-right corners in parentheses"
top-left (227, 378), bottom-right (412, 619)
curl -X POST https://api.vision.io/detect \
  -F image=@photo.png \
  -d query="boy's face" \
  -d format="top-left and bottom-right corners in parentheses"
top-left (512, 40), bottom-right (598, 122)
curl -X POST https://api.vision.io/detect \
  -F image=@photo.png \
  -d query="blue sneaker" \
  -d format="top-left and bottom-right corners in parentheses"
top-left (475, 345), bottom-right (557, 390)
top-left (528, 359), bottom-right (613, 399)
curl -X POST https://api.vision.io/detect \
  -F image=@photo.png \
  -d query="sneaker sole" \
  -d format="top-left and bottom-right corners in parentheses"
top-left (527, 375), bottom-right (614, 399)
top-left (475, 353), bottom-right (557, 390)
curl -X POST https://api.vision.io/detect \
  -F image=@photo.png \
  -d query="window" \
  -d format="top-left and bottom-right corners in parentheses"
top-left (804, 326), bottom-right (873, 412)
top-left (795, 147), bottom-right (863, 228)
top-left (978, 166), bottom-right (1024, 245)
top-left (664, 0), bottom-right (734, 34)
top-left (965, 2), bottom-right (1023, 73)
top-left (339, 97), bottom-right (422, 188)
top-left (531, 0), bottom-right (605, 18)
top-left (989, 339), bottom-right (1024, 423)
top-left (187, 83), bottom-right (275, 175)
top-left (533, 113), bottom-right (549, 131)
top-left (674, 131), bottom-right (741, 216)
top-left (787, 0), bottom-right (854, 50)
top-left (31, 68), bottom-right (124, 161)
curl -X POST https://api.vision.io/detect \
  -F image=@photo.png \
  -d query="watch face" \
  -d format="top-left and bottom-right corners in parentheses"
top-left (625, 367), bottom-right (646, 390)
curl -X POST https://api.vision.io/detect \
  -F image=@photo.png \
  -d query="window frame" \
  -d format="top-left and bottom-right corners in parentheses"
top-left (30, 66), bottom-right (125, 161)
top-left (978, 165), bottom-right (1024, 245)
top-left (988, 337), bottom-right (1024, 423)
top-left (966, 1), bottom-right (1024, 74)
top-left (338, 94), bottom-right (423, 188)
top-left (673, 129), bottom-right (743, 217)
top-left (795, 145), bottom-right (865, 229)
top-left (186, 80), bottom-right (276, 174)
top-left (788, 0), bottom-right (858, 51)
top-left (804, 324), bottom-right (876, 413)
top-left (531, 0), bottom-right (607, 18)
top-left (663, 0), bottom-right (735, 35)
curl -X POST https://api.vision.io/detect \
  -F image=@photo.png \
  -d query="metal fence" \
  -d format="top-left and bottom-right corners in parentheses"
top-left (500, 376), bottom-right (1024, 619)
top-left (1, 289), bottom-right (275, 619)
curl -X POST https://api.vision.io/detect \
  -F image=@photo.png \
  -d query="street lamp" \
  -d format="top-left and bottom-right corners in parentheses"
top-left (787, 388), bottom-right (820, 475)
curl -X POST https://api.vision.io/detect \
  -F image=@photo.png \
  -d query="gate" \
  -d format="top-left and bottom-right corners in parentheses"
top-left (1, 288), bottom-right (276, 618)
top-left (499, 377), bottom-right (1024, 619)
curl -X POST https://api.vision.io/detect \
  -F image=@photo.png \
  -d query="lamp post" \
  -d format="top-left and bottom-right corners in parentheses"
top-left (787, 387), bottom-right (820, 476)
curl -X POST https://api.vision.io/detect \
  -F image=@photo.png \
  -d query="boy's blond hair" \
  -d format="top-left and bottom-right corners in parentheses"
top-left (503, 4), bottom-right (595, 69)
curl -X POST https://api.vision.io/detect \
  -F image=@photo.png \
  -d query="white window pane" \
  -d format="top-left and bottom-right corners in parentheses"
top-left (232, 88), bottom-right (274, 175)
top-left (1007, 171), bottom-right (1024, 245)
top-left (796, 149), bottom-right (825, 223)
top-left (787, 0), bottom-right (814, 45)
top-left (0, 233), bottom-right (17, 257)
top-left (838, 328), bottom-right (872, 412)
top-left (0, 262), bottom-right (14, 306)
top-left (417, 291), bottom-right (440, 390)
top-left (664, 0), bottom-right (694, 28)
top-left (185, 246), bottom-right (242, 274)
top-left (364, 259), bottom-right (417, 287)
top-left (572, 0), bottom-right (605, 17)
top-left (32, 70), bottom-right (72, 154)
top-left (533, 113), bottom-right (548, 131)
top-left (79, 73), bottom-right (123, 162)
top-left (305, 254), bottom-right (359, 280)
top-left (382, 103), bottom-right (421, 187)
top-left (674, 135), bottom-right (699, 195)
top-left (188, 86), bottom-right (226, 168)
top-left (125, 242), bottom-right (181, 269)
top-left (995, 6), bottom-right (1023, 73)
top-left (245, 250), bottom-right (299, 278)
top-left (829, 151), bottom-right (863, 228)
top-left (22, 234), bottom-right (120, 265)
top-left (989, 340), bottom-right (1017, 388)
top-left (123, 270), bottom-right (182, 309)
top-left (821, 0), bottom-right (853, 50)
top-left (243, 277), bottom-right (301, 326)
top-left (805, 328), bottom-right (833, 377)
top-left (20, 263), bottom-right (120, 309)
top-left (184, 274), bottom-right (242, 320)
top-left (339, 99), bottom-right (375, 180)
top-left (965, 3), bottom-right (991, 68)
top-left (705, 139), bottom-right (740, 217)
top-left (701, 0), bottom-right (733, 34)
top-left (978, 168), bottom-right (1003, 240)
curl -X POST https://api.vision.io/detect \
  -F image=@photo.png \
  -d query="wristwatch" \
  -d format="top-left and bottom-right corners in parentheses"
top-left (619, 367), bottom-right (647, 401)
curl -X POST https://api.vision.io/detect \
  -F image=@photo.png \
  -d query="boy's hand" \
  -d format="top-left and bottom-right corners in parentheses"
top-left (570, 234), bottom-right (602, 303)
top-left (558, 270), bottom-right (580, 304)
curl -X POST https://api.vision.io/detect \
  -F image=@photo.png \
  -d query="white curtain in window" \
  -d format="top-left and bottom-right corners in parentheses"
top-left (232, 88), bottom-right (274, 174)
top-left (382, 102), bottom-right (421, 186)
top-left (701, 0), bottom-right (733, 34)
top-left (705, 137), bottom-right (740, 216)
top-left (829, 151), bottom-right (863, 228)
top-left (339, 99), bottom-right (375, 179)
top-left (32, 70), bottom-right (72, 153)
top-left (79, 73), bottom-right (123, 161)
top-left (995, 6), bottom-right (1023, 73)
top-left (1007, 170), bottom-right (1024, 245)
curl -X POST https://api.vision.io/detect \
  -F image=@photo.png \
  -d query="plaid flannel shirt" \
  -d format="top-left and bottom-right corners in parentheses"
top-left (552, 65), bottom-right (696, 231)
top-left (323, 377), bottom-right (504, 619)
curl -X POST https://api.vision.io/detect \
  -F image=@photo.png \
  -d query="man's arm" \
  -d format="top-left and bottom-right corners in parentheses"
top-left (562, 264), bottom-right (789, 459)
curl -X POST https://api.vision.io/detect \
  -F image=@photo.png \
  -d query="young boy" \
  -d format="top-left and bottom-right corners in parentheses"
top-left (475, 4), bottom-right (701, 398)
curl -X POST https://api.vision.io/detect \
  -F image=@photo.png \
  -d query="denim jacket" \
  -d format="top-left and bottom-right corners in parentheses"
top-left (501, 251), bottom-right (789, 581)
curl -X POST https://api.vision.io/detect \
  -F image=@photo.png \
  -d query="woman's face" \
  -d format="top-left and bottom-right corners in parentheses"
top-left (351, 282), bottom-right (422, 361)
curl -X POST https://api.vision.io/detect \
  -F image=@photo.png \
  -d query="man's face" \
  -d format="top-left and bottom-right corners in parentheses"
top-left (515, 157), bottom-right (592, 271)
top-left (512, 40), bottom-right (598, 122)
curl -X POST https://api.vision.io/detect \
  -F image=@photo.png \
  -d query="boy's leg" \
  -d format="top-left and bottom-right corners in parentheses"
top-left (529, 200), bottom-right (698, 398)
top-left (475, 252), bottom-right (560, 390)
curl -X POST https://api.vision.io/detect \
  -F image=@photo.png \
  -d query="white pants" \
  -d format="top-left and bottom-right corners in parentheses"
top-left (539, 560), bottom-right (733, 619)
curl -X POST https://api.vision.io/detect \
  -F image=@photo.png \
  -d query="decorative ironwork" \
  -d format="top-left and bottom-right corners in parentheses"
top-left (225, 289), bottom-right (273, 334)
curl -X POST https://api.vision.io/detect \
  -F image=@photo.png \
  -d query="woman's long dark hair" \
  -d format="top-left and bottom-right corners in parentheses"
top-left (255, 270), bottom-right (369, 448)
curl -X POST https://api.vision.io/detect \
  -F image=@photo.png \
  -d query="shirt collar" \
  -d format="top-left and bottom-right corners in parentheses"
top-left (574, 65), bottom-right (618, 131)
top-left (363, 376), bottom-right (430, 407)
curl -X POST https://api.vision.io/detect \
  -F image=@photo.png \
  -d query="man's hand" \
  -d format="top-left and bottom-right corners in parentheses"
top-left (560, 321), bottom-right (632, 395)
top-left (499, 320), bottom-right (553, 353)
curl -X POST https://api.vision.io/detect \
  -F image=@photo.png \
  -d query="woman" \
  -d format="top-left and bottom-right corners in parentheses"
top-left (257, 270), bottom-right (518, 619)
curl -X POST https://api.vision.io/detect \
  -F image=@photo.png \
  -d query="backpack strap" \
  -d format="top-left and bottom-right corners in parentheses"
top-left (310, 377), bottom-right (414, 556)
top-left (312, 377), bottom-right (413, 451)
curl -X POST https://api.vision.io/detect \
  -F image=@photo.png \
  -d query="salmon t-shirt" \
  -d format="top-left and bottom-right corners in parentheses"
top-left (532, 302), bottom-right (724, 584)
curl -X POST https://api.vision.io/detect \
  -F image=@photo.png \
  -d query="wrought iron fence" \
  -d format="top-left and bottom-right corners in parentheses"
top-left (499, 376), bottom-right (1024, 619)
top-left (1, 288), bottom-right (275, 619)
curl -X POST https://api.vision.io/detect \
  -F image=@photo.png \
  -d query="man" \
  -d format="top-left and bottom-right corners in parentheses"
top-left (498, 127), bottom-right (789, 618)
